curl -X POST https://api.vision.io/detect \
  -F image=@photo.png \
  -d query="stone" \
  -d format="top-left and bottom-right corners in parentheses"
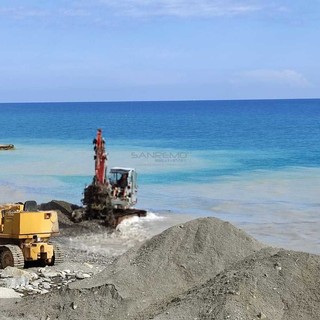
top-left (75, 272), bottom-right (85, 279)
top-left (30, 272), bottom-right (39, 280)
top-left (258, 312), bottom-right (267, 319)
top-left (42, 271), bottom-right (59, 278)
top-left (274, 262), bottom-right (282, 271)
top-left (40, 289), bottom-right (49, 295)
top-left (3, 275), bottom-right (30, 289)
top-left (0, 287), bottom-right (22, 299)
top-left (1, 266), bottom-right (31, 279)
top-left (43, 282), bottom-right (51, 290)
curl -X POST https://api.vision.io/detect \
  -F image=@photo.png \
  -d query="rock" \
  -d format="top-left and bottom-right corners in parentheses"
top-left (72, 208), bottom-right (86, 222)
top-left (30, 272), bottom-right (39, 280)
top-left (258, 311), bottom-right (267, 319)
top-left (59, 271), bottom-right (66, 279)
top-left (0, 287), bottom-right (22, 299)
top-left (75, 272), bottom-right (91, 280)
top-left (274, 262), bottom-right (282, 271)
top-left (1, 266), bottom-right (31, 279)
top-left (38, 267), bottom-right (59, 278)
top-left (2, 274), bottom-right (32, 289)
top-left (84, 263), bottom-right (94, 269)
top-left (31, 282), bottom-right (40, 289)
top-left (40, 289), bottom-right (49, 295)
top-left (75, 272), bottom-right (85, 280)
top-left (38, 200), bottom-right (80, 228)
top-left (43, 283), bottom-right (51, 290)
top-left (39, 200), bottom-right (79, 216)
top-left (43, 271), bottom-right (59, 278)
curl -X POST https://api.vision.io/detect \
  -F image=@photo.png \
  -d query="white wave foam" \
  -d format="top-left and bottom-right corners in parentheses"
top-left (114, 211), bottom-right (165, 241)
top-left (63, 211), bottom-right (193, 258)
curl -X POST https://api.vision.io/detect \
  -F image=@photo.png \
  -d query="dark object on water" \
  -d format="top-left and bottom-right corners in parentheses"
top-left (0, 144), bottom-right (14, 150)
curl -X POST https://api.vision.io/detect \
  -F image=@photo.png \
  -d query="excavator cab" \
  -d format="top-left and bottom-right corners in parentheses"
top-left (109, 167), bottom-right (138, 209)
top-left (81, 129), bottom-right (147, 227)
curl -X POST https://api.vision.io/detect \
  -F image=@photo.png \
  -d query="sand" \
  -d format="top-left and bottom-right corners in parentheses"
top-left (0, 216), bottom-right (319, 320)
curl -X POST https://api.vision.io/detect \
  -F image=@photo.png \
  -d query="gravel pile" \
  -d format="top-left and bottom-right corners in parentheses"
top-left (144, 247), bottom-right (320, 320)
top-left (0, 217), bottom-right (319, 320)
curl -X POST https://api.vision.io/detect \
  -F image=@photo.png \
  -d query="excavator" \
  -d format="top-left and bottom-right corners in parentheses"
top-left (79, 129), bottom-right (146, 227)
top-left (0, 201), bottom-right (63, 269)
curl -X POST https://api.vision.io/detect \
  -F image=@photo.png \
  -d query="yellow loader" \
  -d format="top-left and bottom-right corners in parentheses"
top-left (0, 201), bottom-right (63, 269)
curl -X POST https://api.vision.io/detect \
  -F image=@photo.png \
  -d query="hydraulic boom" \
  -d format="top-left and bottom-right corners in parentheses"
top-left (81, 129), bottom-right (147, 227)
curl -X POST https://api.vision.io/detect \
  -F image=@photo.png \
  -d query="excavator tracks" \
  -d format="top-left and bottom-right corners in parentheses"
top-left (52, 243), bottom-right (64, 265)
top-left (0, 245), bottom-right (25, 269)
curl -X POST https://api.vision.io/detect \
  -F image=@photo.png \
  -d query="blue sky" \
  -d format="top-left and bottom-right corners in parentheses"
top-left (0, 0), bottom-right (319, 102)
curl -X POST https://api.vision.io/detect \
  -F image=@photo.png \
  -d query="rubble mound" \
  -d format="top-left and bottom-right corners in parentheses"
top-left (38, 200), bottom-right (105, 235)
top-left (39, 199), bottom-right (79, 216)
top-left (39, 200), bottom-right (79, 227)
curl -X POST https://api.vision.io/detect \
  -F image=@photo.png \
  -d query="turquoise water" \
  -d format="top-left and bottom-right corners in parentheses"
top-left (1, 100), bottom-right (319, 254)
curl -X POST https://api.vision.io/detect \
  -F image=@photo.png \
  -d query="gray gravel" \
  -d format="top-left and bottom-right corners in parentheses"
top-left (0, 217), bottom-right (319, 320)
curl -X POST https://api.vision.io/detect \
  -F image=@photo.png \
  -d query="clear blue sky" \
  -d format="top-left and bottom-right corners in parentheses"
top-left (0, 0), bottom-right (319, 102)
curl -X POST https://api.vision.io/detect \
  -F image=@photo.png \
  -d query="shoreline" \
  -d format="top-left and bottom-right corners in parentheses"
top-left (0, 206), bottom-right (319, 319)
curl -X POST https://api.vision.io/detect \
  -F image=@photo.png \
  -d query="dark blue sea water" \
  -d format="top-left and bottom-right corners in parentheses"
top-left (1, 99), bottom-right (320, 254)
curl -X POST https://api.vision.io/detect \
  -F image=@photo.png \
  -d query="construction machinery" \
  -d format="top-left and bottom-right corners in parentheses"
top-left (81, 129), bottom-right (146, 227)
top-left (0, 201), bottom-right (63, 269)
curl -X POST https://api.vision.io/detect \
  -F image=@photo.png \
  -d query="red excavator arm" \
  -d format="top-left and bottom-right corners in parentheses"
top-left (93, 129), bottom-right (107, 185)
top-left (81, 129), bottom-right (147, 226)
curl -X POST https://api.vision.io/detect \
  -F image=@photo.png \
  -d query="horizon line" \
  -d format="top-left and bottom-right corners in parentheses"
top-left (0, 97), bottom-right (319, 105)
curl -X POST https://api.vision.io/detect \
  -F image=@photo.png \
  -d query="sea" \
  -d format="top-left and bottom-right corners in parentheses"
top-left (0, 99), bottom-right (319, 256)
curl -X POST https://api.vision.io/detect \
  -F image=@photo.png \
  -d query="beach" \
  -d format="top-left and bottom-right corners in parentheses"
top-left (0, 208), bottom-right (319, 319)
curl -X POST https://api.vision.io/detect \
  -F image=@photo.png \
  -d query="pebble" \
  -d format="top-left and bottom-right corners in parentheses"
top-left (43, 283), bottom-right (51, 290)
top-left (0, 287), bottom-right (23, 299)
top-left (274, 262), bottom-right (282, 271)
top-left (40, 289), bottom-right (49, 294)
top-left (258, 312), bottom-right (267, 319)
top-left (75, 272), bottom-right (85, 279)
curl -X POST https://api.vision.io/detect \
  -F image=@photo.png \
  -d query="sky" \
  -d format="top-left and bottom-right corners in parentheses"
top-left (0, 0), bottom-right (319, 102)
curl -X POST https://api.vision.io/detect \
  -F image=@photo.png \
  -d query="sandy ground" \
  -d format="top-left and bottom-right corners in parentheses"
top-left (0, 203), bottom-right (319, 320)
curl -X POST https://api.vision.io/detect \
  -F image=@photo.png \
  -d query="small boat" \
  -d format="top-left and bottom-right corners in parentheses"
top-left (0, 144), bottom-right (15, 150)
